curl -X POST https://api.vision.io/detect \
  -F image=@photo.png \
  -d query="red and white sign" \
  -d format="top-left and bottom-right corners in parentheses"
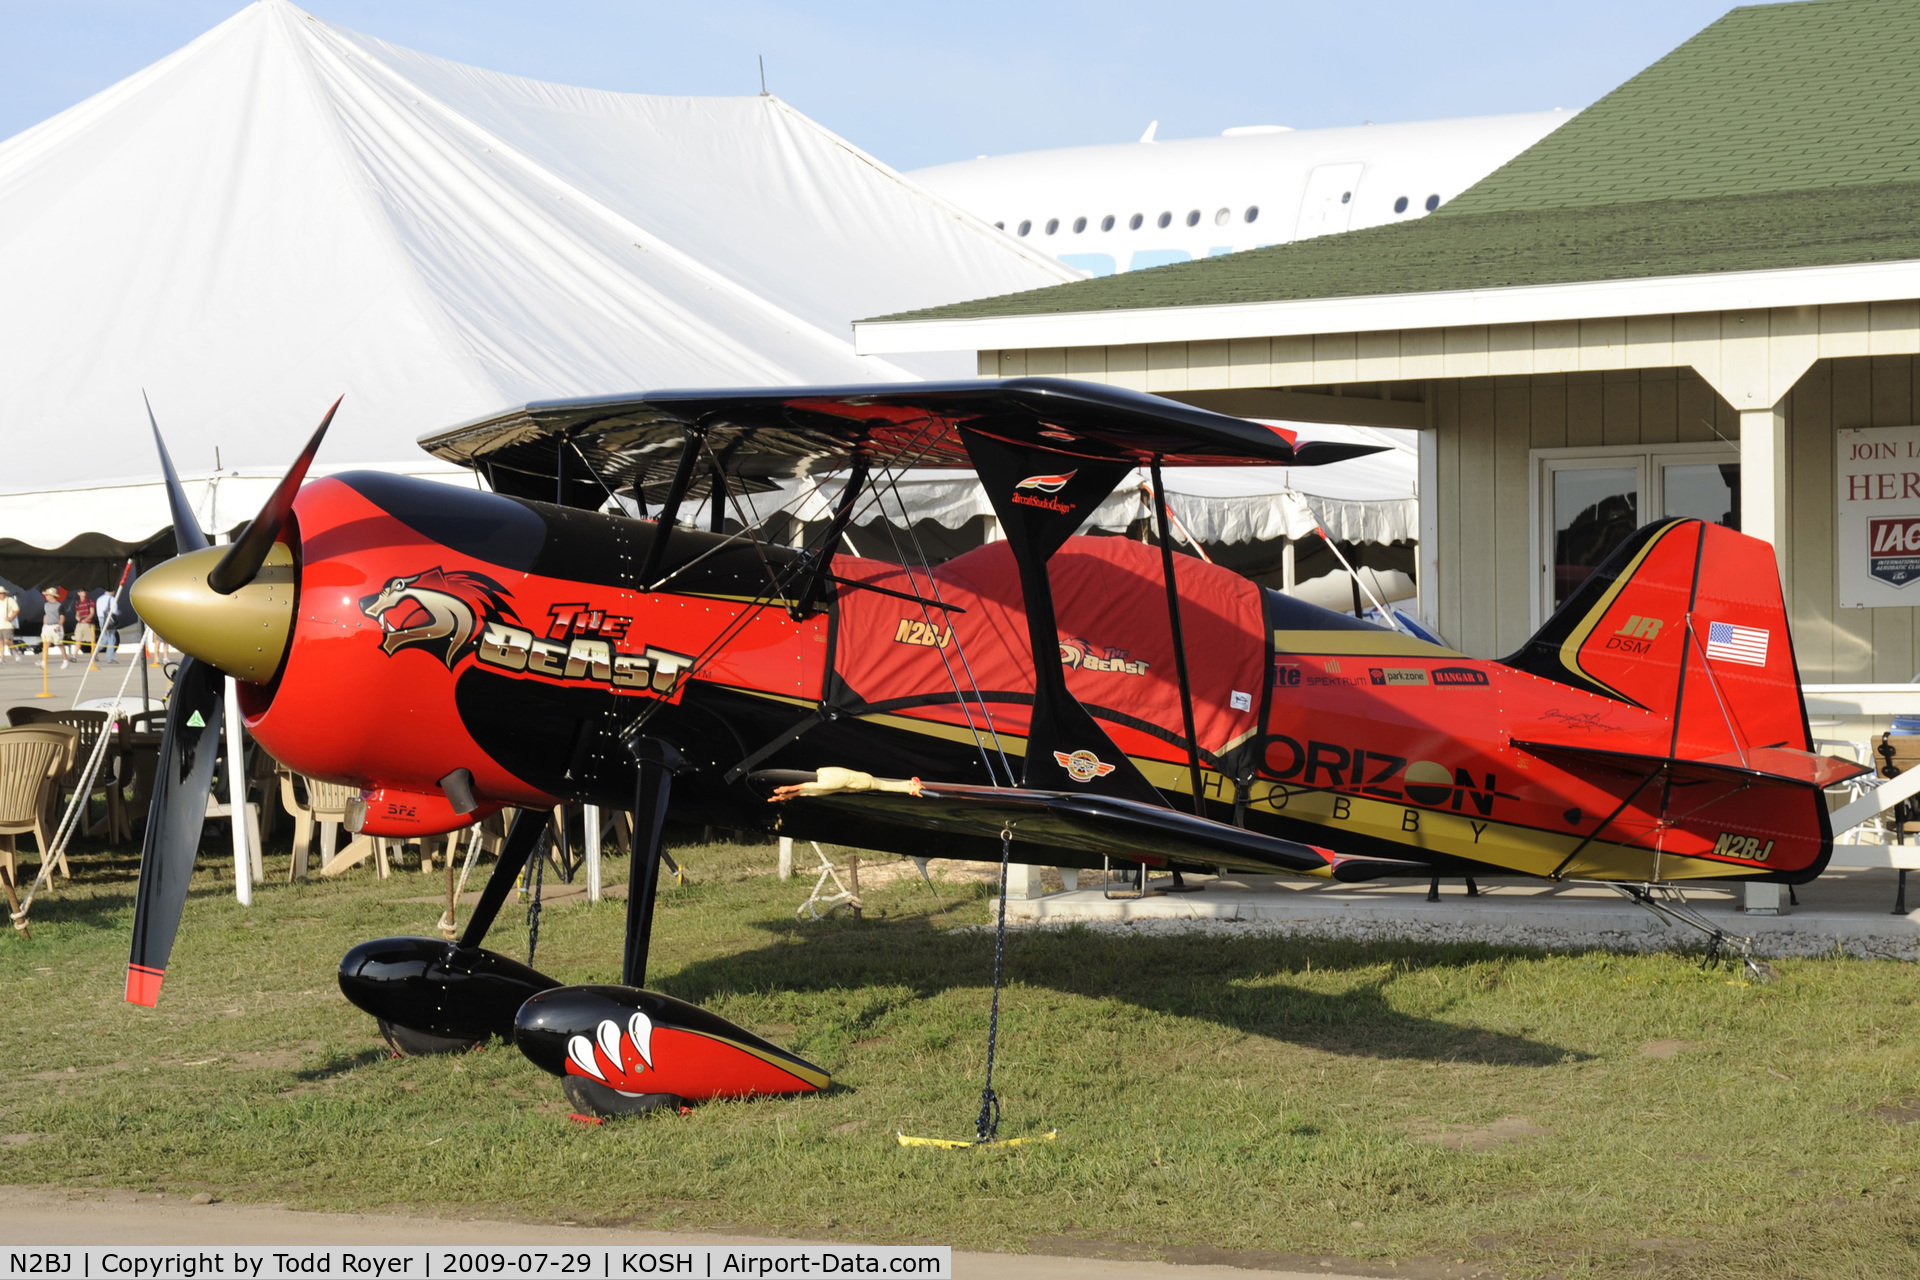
top-left (1838, 426), bottom-right (1920, 607)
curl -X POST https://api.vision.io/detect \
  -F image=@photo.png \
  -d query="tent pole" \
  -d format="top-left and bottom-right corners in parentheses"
top-left (1150, 457), bottom-right (1206, 818)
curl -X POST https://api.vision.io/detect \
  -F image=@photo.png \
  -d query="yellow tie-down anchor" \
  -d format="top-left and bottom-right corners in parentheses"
top-left (897, 1130), bottom-right (1057, 1150)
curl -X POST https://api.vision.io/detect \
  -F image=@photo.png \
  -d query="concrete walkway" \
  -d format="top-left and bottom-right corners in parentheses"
top-left (0, 1187), bottom-right (1381, 1280)
top-left (0, 646), bottom-right (170, 716)
top-left (1011, 864), bottom-right (1920, 960)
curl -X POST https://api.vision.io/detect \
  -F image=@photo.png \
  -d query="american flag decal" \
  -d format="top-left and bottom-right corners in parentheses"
top-left (1705, 621), bottom-right (1769, 667)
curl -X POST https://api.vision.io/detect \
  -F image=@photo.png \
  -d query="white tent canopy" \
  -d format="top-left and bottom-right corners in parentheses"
top-left (4, 462), bottom-right (482, 553)
top-left (0, 0), bottom-right (1074, 538)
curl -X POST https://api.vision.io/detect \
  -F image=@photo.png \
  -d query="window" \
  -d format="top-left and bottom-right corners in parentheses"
top-left (1185, 209), bottom-right (1201, 226)
top-left (1156, 211), bottom-right (1172, 228)
top-left (1393, 196), bottom-right (1408, 214)
top-left (1129, 213), bottom-right (1143, 230)
top-left (1663, 463), bottom-right (1741, 525)
top-left (1244, 205), bottom-right (1259, 223)
top-left (1532, 443), bottom-right (1740, 626)
top-left (1017, 220), bottom-right (1031, 236)
top-left (1213, 207), bottom-right (1230, 225)
top-left (1072, 216), bottom-right (1087, 233)
top-left (1340, 191), bottom-right (1352, 204)
top-left (1424, 194), bottom-right (1440, 211)
top-left (994, 221), bottom-right (1005, 230)
top-left (1101, 214), bottom-right (1115, 231)
top-left (1045, 218), bottom-right (1059, 234)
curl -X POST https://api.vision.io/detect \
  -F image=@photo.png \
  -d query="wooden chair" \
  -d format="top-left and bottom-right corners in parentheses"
top-left (0, 726), bottom-right (76, 882)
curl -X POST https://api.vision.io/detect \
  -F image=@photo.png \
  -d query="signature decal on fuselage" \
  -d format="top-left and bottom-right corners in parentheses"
top-left (1060, 636), bottom-right (1149, 676)
top-left (361, 571), bottom-right (692, 696)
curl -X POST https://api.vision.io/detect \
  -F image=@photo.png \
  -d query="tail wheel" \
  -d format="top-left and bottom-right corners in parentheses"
top-left (561, 1075), bottom-right (683, 1118)
top-left (378, 1018), bottom-right (484, 1057)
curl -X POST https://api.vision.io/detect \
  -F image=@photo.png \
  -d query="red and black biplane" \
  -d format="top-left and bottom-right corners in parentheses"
top-left (124, 379), bottom-right (1863, 1117)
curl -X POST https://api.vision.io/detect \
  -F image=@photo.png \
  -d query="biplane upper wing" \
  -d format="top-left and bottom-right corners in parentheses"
top-left (417, 377), bottom-right (1384, 507)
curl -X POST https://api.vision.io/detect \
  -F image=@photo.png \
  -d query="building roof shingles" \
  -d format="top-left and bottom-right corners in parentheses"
top-left (874, 0), bottom-right (1920, 324)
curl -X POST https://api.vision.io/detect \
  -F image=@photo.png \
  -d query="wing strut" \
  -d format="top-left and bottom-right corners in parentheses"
top-left (640, 433), bottom-right (703, 587)
top-left (1150, 456), bottom-right (1206, 816)
top-left (959, 428), bottom-right (1164, 806)
top-left (792, 452), bottom-right (871, 618)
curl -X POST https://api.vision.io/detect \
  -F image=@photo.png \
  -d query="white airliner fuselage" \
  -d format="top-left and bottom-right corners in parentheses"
top-left (910, 111), bottom-right (1570, 276)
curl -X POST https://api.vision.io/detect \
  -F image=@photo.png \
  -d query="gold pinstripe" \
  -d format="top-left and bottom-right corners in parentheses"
top-left (1554, 521), bottom-right (1681, 703)
top-left (694, 1031), bottom-right (832, 1090)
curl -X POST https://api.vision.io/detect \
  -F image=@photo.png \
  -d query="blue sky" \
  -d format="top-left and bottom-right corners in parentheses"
top-left (3, 1), bottom-right (1745, 171)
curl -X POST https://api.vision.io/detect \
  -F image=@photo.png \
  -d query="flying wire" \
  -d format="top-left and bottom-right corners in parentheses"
top-left (871, 462), bottom-right (1014, 787)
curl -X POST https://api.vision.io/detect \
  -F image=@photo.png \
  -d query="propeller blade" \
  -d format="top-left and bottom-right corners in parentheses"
top-left (125, 655), bottom-right (223, 1006)
top-left (145, 392), bottom-right (209, 555)
top-left (207, 396), bottom-right (340, 595)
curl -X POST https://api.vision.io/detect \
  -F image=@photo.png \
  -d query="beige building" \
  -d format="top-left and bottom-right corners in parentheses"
top-left (858, 0), bottom-right (1920, 721)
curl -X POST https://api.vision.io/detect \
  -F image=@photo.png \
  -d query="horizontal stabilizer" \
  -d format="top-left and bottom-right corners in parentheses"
top-left (1512, 739), bottom-right (1869, 789)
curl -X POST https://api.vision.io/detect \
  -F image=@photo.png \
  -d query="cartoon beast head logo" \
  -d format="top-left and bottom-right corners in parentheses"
top-left (359, 568), bottom-right (516, 668)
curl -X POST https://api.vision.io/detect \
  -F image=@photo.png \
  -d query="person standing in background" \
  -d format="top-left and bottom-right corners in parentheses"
top-left (96, 585), bottom-right (120, 663)
top-left (71, 588), bottom-right (96, 663)
top-left (0, 588), bottom-right (16, 660)
top-left (40, 587), bottom-right (65, 665)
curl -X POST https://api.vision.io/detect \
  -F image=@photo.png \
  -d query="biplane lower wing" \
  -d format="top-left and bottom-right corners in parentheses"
top-left (752, 770), bottom-right (1431, 881)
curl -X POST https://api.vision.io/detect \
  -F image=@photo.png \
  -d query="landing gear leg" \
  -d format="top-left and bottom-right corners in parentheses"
top-left (622, 736), bottom-right (690, 988)
top-left (1426, 875), bottom-right (1441, 903)
top-left (459, 808), bottom-right (549, 951)
top-left (1464, 877), bottom-right (1480, 898)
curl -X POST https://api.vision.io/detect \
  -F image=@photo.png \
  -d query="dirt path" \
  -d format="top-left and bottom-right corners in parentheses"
top-left (0, 1187), bottom-right (1373, 1280)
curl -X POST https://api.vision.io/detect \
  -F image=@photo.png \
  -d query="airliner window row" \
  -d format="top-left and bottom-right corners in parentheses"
top-left (995, 193), bottom-right (1442, 237)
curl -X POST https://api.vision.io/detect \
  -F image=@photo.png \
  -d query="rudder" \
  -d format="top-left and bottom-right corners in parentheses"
top-left (1504, 518), bottom-right (1811, 760)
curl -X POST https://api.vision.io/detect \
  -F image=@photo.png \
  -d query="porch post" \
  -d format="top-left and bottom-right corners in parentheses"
top-left (1739, 401), bottom-right (1789, 916)
top-left (1417, 421), bottom-right (1439, 630)
top-left (1739, 402), bottom-right (1788, 576)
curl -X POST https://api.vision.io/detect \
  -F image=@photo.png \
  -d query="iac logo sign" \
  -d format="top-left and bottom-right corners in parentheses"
top-left (1869, 517), bottom-right (1920, 587)
top-left (1011, 470), bottom-right (1076, 515)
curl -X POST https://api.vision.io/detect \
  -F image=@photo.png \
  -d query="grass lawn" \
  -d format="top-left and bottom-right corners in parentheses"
top-left (3, 831), bottom-right (1919, 1279)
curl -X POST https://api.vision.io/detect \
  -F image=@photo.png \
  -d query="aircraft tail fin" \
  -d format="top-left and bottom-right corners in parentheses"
top-left (1504, 518), bottom-right (1811, 759)
top-left (1503, 520), bottom-right (1860, 880)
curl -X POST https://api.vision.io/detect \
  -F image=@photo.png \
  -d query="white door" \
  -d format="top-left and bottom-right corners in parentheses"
top-left (1294, 162), bottom-right (1366, 239)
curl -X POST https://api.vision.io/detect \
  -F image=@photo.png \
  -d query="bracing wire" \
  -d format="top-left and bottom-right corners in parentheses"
top-left (871, 463), bottom-right (1014, 787)
top-left (622, 413), bottom-right (969, 740)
